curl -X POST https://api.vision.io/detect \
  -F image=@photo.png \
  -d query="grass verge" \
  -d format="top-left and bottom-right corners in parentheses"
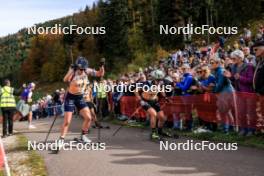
top-left (2, 135), bottom-right (47, 176)
top-left (17, 135), bottom-right (47, 176)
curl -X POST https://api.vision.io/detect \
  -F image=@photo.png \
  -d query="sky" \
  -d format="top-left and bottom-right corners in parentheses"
top-left (0, 0), bottom-right (96, 37)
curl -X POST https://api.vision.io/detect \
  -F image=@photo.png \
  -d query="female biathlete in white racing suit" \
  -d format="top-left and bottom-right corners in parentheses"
top-left (56, 56), bottom-right (104, 152)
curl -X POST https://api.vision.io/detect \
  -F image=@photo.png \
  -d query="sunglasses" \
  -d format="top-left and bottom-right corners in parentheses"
top-left (254, 48), bottom-right (259, 52)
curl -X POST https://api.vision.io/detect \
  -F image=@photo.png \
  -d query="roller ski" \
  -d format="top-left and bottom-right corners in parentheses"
top-left (92, 124), bottom-right (110, 129)
top-left (159, 128), bottom-right (179, 139)
top-left (92, 121), bottom-right (110, 129)
top-left (53, 137), bottom-right (64, 154)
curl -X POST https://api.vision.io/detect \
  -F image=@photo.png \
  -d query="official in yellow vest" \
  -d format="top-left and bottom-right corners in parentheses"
top-left (97, 79), bottom-right (109, 118)
top-left (0, 79), bottom-right (20, 137)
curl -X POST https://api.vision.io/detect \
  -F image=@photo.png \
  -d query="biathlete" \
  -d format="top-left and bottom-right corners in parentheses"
top-left (55, 56), bottom-right (104, 152)
top-left (134, 70), bottom-right (172, 141)
top-left (83, 83), bottom-right (109, 129)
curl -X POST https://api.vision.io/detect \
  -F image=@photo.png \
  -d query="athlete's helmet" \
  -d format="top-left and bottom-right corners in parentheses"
top-left (150, 69), bottom-right (165, 80)
top-left (75, 56), bottom-right (89, 69)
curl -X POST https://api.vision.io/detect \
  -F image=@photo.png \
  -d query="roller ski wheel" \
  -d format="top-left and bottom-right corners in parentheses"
top-left (53, 138), bottom-right (64, 154)
top-left (150, 132), bottom-right (164, 143)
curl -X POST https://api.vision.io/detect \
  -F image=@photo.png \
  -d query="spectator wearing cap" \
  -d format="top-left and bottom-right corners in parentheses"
top-left (252, 40), bottom-right (264, 132)
top-left (252, 41), bottom-right (264, 95)
top-left (230, 50), bottom-right (256, 136)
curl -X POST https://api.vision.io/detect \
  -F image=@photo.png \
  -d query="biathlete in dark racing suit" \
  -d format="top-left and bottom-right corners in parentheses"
top-left (83, 84), bottom-right (108, 129)
top-left (134, 70), bottom-right (172, 141)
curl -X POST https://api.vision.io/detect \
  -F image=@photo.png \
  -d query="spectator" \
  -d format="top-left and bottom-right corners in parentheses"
top-left (243, 47), bottom-right (256, 66)
top-left (176, 64), bottom-right (194, 95)
top-left (175, 64), bottom-right (194, 130)
top-left (0, 79), bottom-right (21, 137)
top-left (198, 66), bottom-right (217, 131)
top-left (243, 28), bottom-right (252, 45)
top-left (53, 90), bottom-right (62, 116)
top-left (211, 58), bottom-right (235, 133)
top-left (32, 103), bottom-right (39, 119)
top-left (252, 41), bottom-right (264, 132)
top-left (230, 50), bottom-right (255, 136)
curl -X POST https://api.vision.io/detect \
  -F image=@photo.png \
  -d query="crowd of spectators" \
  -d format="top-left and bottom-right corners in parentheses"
top-left (31, 88), bottom-right (65, 119)
top-left (30, 25), bottom-right (264, 136)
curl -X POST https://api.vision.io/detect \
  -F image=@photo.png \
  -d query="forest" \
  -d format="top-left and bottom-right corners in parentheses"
top-left (0, 0), bottom-right (262, 84)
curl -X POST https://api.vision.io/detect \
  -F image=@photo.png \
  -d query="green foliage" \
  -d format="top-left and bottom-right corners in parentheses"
top-left (41, 63), bottom-right (56, 82)
top-left (0, 0), bottom-right (263, 83)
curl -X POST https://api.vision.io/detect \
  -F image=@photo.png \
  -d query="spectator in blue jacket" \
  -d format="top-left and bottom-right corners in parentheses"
top-left (176, 64), bottom-right (194, 95)
top-left (176, 64), bottom-right (194, 130)
top-left (211, 58), bottom-right (235, 133)
top-left (199, 66), bottom-right (217, 131)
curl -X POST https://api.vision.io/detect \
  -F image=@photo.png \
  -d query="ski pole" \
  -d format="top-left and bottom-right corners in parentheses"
top-left (44, 113), bottom-right (59, 144)
top-left (112, 106), bottom-right (142, 136)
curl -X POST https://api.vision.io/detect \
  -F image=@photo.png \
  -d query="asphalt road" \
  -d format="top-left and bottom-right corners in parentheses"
top-left (14, 117), bottom-right (264, 176)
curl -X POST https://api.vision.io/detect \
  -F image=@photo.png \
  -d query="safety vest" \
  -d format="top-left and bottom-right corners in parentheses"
top-left (0, 86), bottom-right (16, 107)
top-left (97, 83), bottom-right (107, 99)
